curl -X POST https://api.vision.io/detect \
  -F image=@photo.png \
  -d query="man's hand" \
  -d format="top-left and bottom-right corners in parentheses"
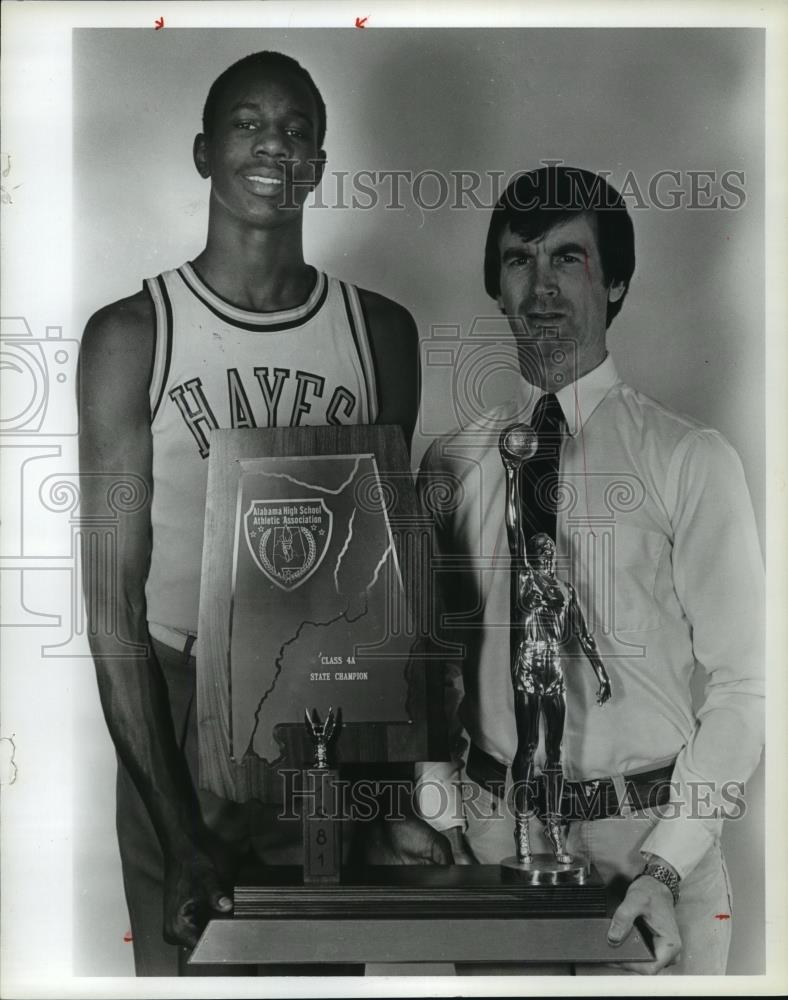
top-left (607, 874), bottom-right (682, 974)
top-left (163, 850), bottom-right (232, 949)
top-left (361, 815), bottom-right (453, 866)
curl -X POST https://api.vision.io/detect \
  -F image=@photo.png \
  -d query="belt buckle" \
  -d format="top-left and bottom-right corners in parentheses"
top-left (574, 779), bottom-right (603, 821)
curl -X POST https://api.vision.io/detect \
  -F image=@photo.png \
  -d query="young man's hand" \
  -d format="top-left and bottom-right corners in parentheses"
top-left (163, 849), bottom-right (233, 949)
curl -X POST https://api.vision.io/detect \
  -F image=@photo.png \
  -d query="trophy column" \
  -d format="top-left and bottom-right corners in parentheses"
top-left (302, 707), bottom-right (342, 884)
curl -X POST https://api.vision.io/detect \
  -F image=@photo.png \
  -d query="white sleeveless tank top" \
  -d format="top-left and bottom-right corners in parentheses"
top-left (143, 263), bottom-right (379, 646)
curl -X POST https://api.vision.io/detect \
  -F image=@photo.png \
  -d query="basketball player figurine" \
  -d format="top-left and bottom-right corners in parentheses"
top-left (499, 424), bottom-right (612, 871)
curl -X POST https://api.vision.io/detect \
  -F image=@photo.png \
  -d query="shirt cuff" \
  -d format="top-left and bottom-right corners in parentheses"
top-left (639, 815), bottom-right (720, 880)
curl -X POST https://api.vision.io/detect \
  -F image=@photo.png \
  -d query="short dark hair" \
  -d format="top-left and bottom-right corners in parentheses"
top-left (202, 51), bottom-right (327, 147)
top-left (484, 165), bottom-right (635, 328)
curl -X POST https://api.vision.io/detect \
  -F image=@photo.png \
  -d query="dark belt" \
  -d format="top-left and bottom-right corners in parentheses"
top-left (182, 633), bottom-right (196, 661)
top-left (466, 742), bottom-right (676, 821)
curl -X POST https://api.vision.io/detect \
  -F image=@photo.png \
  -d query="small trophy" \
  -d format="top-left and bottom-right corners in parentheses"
top-left (304, 706), bottom-right (337, 770)
top-left (302, 706), bottom-right (342, 883)
top-left (499, 424), bottom-right (612, 884)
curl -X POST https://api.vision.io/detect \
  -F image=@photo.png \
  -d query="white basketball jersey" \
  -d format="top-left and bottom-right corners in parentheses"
top-left (143, 263), bottom-right (379, 643)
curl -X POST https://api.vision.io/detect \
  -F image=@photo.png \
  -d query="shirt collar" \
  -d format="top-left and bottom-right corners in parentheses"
top-left (514, 353), bottom-right (621, 437)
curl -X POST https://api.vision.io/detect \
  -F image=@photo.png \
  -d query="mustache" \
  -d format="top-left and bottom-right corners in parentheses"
top-left (524, 300), bottom-right (569, 314)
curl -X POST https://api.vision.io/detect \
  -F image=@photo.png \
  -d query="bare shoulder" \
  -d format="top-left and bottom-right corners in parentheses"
top-left (357, 287), bottom-right (417, 340)
top-left (81, 288), bottom-right (155, 371)
top-left (79, 288), bottom-right (156, 440)
top-left (79, 291), bottom-right (156, 560)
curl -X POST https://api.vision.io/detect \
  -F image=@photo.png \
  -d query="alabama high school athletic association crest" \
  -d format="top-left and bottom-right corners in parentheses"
top-left (244, 498), bottom-right (333, 591)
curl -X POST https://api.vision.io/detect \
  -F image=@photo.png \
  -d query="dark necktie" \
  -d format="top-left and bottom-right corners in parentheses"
top-left (521, 393), bottom-right (565, 549)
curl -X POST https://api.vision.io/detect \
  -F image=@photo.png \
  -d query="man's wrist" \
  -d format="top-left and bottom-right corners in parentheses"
top-left (641, 852), bottom-right (679, 875)
top-left (635, 854), bottom-right (681, 905)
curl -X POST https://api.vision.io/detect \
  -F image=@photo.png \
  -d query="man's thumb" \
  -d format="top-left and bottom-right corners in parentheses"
top-left (607, 904), bottom-right (635, 945)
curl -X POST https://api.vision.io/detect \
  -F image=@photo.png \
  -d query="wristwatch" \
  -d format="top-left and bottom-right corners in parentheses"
top-left (635, 861), bottom-right (681, 905)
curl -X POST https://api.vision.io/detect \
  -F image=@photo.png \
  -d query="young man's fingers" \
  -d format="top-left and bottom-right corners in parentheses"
top-left (172, 906), bottom-right (200, 949)
top-left (205, 878), bottom-right (233, 913)
top-left (178, 924), bottom-right (200, 949)
top-left (209, 891), bottom-right (233, 912)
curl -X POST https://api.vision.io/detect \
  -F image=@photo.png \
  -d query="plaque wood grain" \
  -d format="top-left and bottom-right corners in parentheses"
top-left (197, 425), bottom-right (446, 801)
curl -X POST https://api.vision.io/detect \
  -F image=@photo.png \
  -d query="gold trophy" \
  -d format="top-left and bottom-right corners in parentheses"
top-left (499, 424), bottom-right (611, 883)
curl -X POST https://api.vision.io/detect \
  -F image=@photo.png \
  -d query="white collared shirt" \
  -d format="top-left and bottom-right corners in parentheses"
top-left (416, 354), bottom-right (764, 878)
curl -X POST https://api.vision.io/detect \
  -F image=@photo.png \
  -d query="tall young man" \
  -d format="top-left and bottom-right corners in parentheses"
top-left (78, 51), bottom-right (433, 976)
top-left (415, 165), bottom-right (764, 975)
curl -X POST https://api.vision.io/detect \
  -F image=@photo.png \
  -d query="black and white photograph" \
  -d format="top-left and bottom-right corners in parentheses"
top-left (1, 1), bottom-right (786, 996)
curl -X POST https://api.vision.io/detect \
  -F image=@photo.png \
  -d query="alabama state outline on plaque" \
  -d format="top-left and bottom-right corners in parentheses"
top-left (229, 454), bottom-right (413, 763)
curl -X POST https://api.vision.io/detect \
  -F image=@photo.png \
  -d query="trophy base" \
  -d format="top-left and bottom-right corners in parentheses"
top-left (191, 864), bottom-right (654, 967)
top-left (500, 853), bottom-right (589, 885)
top-left (232, 863), bottom-right (605, 917)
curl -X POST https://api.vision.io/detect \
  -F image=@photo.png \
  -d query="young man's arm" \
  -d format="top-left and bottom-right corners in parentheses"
top-left (359, 289), bottom-right (420, 449)
top-left (78, 293), bottom-right (230, 948)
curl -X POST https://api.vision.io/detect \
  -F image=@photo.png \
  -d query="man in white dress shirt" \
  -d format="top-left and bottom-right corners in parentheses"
top-left (415, 165), bottom-right (764, 974)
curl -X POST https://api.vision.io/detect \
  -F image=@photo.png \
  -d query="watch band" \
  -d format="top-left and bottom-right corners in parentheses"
top-left (635, 862), bottom-right (680, 905)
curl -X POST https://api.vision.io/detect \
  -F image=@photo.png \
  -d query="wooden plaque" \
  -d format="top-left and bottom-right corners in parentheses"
top-left (197, 425), bottom-right (444, 802)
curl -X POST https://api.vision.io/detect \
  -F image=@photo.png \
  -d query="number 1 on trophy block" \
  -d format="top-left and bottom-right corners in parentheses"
top-left (303, 709), bottom-right (342, 883)
top-left (302, 768), bottom-right (342, 883)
